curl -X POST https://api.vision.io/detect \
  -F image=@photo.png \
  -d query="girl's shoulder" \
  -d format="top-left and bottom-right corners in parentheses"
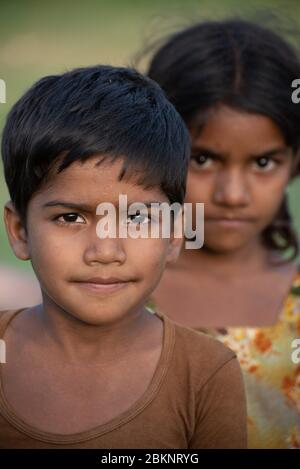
top-left (289, 267), bottom-right (300, 296)
top-left (281, 267), bottom-right (300, 324)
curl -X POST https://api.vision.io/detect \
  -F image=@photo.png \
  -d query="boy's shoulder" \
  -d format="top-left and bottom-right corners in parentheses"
top-left (0, 308), bottom-right (25, 336)
top-left (173, 316), bottom-right (235, 358)
top-left (158, 311), bottom-right (237, 384)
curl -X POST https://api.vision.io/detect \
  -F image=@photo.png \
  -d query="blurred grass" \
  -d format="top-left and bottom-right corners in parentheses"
top-left (0, 0), bottom-right (300, 271)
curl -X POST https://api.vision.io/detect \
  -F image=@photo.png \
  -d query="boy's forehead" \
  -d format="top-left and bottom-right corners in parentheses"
top-left (34, 156), bottom-right (168, 206)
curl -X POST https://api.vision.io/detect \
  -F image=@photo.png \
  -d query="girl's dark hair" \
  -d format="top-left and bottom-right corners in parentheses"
top-left (147, 18), bottom-right (300, 260)
top-left (2, 65), bottom-right (190, 227)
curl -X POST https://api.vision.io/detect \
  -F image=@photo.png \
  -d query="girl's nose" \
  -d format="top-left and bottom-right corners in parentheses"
top-left (212, 168), bottom-right (251, 208)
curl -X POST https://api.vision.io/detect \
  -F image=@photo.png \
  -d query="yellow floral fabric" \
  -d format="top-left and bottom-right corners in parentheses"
top-left (202, 273), bottom-right (300, 448)
top-left (148, 272), bottom-right (300, 448)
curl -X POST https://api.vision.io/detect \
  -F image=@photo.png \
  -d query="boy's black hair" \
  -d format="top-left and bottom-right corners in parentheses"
top-left (2, 65), bottom-right (190, 227)
top-left (147, 18), bottom-right (300, 259)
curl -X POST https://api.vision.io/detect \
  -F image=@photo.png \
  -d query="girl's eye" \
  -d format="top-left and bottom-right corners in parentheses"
top-left (254, 157), bottom-right (277, 171)
top-left (55, 213), bottom-right (85, 224)
top-left (127, 212), bottom-right (151, 225)
top-left (190, 154), bottom-right (214, 169)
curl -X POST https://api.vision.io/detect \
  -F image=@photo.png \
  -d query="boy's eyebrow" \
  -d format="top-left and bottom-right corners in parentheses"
top-left (42, 200), bottom-right (166, 211)
top-left (42, 201), bottom-right (94, 212)
top-left (126, 201), bottom-right (169, 208)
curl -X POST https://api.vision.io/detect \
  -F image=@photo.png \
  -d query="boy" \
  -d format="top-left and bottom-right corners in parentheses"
top-left (0, 65), bottom-right (247, 448)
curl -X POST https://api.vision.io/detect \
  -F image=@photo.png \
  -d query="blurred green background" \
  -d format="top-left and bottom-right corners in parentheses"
top-left (0, 0), bottom-right (300, 273)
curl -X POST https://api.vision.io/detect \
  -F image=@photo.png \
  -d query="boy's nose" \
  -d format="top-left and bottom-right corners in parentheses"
top-left (83, 234), bottom-right (126, 266)
top-left (212, 168), bottom-right (251, 207)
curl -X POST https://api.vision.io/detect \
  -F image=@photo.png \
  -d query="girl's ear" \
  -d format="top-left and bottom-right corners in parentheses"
top-left (3, 201), bottom-right (30, 260)
top-left (291, 149), bottom-right (300, 178)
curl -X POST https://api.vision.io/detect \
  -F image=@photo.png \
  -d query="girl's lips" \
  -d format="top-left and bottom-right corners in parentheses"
top-left (206, 218), bottom-right (254, 228)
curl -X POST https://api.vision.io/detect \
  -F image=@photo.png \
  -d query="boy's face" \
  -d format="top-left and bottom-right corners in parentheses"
top-left (5, 157), bottom-right (180, 326)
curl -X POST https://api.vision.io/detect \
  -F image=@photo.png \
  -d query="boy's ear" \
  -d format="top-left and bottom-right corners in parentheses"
top-left (166, 212), bottom-right (184, 264)
top-left (3, 201), bottom-right (30, 260)
top-left (166, 235), bottom-right (183, 264)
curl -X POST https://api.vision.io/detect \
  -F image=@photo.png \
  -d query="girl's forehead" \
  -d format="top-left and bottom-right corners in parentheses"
top-left (191, 105), bottom-right (282, 135)
top-left (190, 106), bottom-right (286, 153)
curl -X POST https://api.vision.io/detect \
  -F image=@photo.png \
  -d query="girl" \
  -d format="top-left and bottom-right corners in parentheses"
top-left (146, 18), bottom-right (300, 448)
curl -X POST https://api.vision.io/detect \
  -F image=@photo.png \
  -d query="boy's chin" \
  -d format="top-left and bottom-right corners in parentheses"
top-left (42, 292), bottom-right (135, 327)
top-left (65, 305), bottom-right (134, 327)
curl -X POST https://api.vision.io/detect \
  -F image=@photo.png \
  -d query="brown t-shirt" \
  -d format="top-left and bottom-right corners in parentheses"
top-left (0, 308), bottom-right (247, 448)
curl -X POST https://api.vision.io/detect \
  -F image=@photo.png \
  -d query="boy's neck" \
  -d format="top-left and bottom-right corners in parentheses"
top-left (28, 299), bottom-right (155, 365)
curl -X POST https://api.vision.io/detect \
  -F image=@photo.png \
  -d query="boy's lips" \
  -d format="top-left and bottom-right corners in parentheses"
top-left (73, 276), bottom-right (135, 294)
top-left (78, 276), bottom-right (132, 284)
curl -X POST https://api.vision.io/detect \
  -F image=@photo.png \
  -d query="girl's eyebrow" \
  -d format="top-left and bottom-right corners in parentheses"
top-left (249, 147), bottom-right (289, 159)
top-left (191, 146), bottom-right (221, 158)
top-left (191, 145), bottom-right (289, 159)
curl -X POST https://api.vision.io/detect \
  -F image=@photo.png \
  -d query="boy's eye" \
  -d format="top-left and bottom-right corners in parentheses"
top-left (190, 154), bottom-right (214, 169)
top-left (253, 157), bottom-right (277, 172)
top-left (127, 212), bottom-right (151, 225)
top-left (55, 213), bottom-right (86, 224)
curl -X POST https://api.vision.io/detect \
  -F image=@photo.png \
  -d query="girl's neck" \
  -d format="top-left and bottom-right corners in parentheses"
top-left (176, 238), bottom-right (279, 278)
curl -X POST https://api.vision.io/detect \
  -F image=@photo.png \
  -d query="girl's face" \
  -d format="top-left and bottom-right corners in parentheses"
top-left (186, 105), bottom-right (294, 254)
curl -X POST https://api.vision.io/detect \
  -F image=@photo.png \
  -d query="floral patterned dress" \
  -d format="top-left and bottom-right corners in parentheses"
top-left (148, 272), bottom-right (300, 448)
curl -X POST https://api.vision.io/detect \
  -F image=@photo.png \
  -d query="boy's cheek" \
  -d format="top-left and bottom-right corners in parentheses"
top-left (127, 238), bottom-right (165, 267)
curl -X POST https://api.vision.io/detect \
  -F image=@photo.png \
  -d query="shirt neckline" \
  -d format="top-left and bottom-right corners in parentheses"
top-left (0, 307), bottom-right (175, 444)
